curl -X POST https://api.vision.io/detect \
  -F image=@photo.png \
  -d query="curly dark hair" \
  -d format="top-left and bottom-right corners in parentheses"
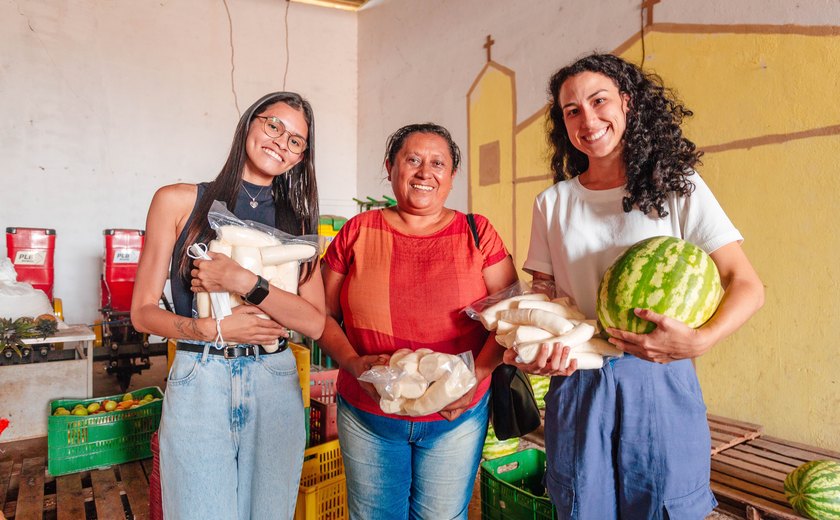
top-left (547, 53), bottom-right (702, 217)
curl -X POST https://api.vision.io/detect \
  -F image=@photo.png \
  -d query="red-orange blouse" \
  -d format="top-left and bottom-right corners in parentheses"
top-left (322, 209), bottom-right (509, 421)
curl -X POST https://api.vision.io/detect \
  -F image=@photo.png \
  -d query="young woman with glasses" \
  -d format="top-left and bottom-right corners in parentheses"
top-left (131, 92), bottom-right (325, 519)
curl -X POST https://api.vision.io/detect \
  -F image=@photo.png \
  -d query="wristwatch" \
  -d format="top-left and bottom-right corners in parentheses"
top-left (242, 275), bottom-right (270, 305)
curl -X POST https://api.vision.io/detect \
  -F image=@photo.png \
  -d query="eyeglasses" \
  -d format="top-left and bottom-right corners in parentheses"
top-left (254, 116), bottom-right (308, 155)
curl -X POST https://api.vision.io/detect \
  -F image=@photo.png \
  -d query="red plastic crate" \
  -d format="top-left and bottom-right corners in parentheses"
top-left (150, 430), bottom-right (163, 520)
top-left (5, 227), bottom-right (56, 300)
top-left (310, 368), bottom-right (338, 400)
top-left (310, 369), bottom-right (338, 446)
top-left (101, 229), bottom-right (144, 312)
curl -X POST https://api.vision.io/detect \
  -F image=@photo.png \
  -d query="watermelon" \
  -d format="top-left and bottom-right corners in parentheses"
top-left (482, 424), bottom-right (519, 460)
top-left (528, 375), bottom-right (550, 409)
top-left (784, 460), bottom-right (840, 519)
top-left (597, 236), bottom-right (722, 334)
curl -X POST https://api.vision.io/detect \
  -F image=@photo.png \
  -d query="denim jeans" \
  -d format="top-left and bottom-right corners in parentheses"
top-left (336, 393), bottom-right (489, 520)
top-left (159, 347), bottom-right (306, 520)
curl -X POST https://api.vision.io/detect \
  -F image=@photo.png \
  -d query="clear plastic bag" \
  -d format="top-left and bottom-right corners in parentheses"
top-left (358, 350), bottom-right (477, 416)
top-left (462, 279), bottom-right (620, 369)
top-left (189, 201), bottom-right (320, 350)
top-left (207, 200), bottom-right (319, 260)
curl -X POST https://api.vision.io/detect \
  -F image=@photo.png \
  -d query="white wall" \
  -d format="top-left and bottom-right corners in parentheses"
top-left (0, 0), bottom-right (357, 324)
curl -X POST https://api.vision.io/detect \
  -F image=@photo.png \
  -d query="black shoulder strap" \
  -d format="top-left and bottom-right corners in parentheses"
top-left (466, 213), bottom-right (480, 248)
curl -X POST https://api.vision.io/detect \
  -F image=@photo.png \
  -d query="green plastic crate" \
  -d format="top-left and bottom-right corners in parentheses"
top-left (480, 449), bottom-right (557, 520)
top-left (47, 386), bottom-right (163, 476)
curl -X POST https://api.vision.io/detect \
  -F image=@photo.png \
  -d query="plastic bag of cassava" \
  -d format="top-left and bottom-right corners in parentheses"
top-left (359, 350), bottom-right (477, 416)
top-left (191, 201), bottom-right (319, 351)
top-left (464, 281), bottom-right (622, 370)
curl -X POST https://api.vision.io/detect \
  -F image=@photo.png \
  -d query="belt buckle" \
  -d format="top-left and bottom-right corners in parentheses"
top-left (223, 346), bottom-right (237, 359)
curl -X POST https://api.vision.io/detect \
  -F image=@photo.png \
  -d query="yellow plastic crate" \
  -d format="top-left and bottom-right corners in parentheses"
top-left (290, 342), bottom-right (311, 408)
top-left (295, 439), bottom-right (347, 520)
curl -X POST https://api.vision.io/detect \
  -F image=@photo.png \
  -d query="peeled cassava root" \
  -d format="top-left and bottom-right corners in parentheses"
top-left (372, 348), bottom-right (476, 416)
top-left (196, 226), bottom-right (317, 351)
top-left (478, 294), bottom-right (622, 369)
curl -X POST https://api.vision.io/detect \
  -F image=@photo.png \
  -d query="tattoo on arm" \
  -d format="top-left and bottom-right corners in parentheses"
top-left (174, 317), bottom-right (205, 340)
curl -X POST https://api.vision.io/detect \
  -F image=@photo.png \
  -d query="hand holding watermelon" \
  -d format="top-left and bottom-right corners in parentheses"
top-left (604, 307), bottom-right (712, 363)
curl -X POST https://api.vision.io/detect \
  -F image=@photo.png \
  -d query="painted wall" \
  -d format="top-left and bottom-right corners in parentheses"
top-left (0, 0), bottom-right (358, 325)
top-left (359, 0), bottom-right (840, 450)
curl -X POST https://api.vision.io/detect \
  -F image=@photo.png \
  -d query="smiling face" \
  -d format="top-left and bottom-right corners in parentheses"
top-left (387, 132), bottom-right (455, 216)
top-left (243, 101), bottom-right (308, 184)
top-left (558, 71), bottom-right (630, 164)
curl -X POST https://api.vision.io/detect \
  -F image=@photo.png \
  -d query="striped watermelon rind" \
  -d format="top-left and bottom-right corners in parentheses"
top-left (784, 459), bottom-right (840, 520)
top-left (482, 424), bottom-right (519, 460)
top-left (528, 375), bottom-right (550, 409)
top-left (597, 236), bottom-right (723, 334)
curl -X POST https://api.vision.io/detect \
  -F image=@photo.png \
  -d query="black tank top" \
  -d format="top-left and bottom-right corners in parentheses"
top-left (170, 181), bottom-right (277, 317)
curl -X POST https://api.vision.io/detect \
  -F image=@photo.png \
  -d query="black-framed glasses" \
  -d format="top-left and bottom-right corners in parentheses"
top-left (254, 116), bottom-right (308, 155)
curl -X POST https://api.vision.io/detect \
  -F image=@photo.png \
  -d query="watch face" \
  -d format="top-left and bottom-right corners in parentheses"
top-left (244, 276), bottom-right (270, 305)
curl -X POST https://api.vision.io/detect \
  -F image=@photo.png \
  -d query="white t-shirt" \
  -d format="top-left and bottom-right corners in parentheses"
top-left (523, 174), bottom-right (743, 319)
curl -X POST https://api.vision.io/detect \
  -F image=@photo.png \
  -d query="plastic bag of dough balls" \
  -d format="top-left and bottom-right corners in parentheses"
top-left (359, 348), bottom-right (477, 416)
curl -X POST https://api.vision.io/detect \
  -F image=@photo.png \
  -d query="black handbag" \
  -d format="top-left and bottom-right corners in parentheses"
top-left (489, 364), bottom-right (542, 440)
top-left (466, 214), bottom-right (542, 441)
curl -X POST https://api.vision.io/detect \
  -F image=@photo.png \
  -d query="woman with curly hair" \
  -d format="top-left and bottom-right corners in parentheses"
top-left (508, 53), bottom-right (764, 519)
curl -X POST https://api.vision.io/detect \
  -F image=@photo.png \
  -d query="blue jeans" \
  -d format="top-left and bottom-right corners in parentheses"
top-left (336, 393), bottom-right (489, 520)
top-left (159, 348), bottom-right (306, 520)
top-left (543, 356), bottom-right (717, 519)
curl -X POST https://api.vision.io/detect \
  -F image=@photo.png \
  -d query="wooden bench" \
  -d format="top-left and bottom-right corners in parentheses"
top-left (524, 413), bottom-right (764, 457)
top-left (711, 435), bottom-right (840, 519)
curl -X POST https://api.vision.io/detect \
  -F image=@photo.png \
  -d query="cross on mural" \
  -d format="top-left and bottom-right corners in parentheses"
top-left (641, 0), bottom-right (661, 27)
top-left (483, 34), bottom-right (495, 62)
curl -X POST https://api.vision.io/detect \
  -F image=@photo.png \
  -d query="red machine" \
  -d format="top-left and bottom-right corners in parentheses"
top-left (101, 229), bottom-right (144, 312)
top-left (5, 227), bottom-right (56, 300)
top-left (98, 229), bottom-right (167, 390)
top-left (3, 227), bottom-right (64, 364)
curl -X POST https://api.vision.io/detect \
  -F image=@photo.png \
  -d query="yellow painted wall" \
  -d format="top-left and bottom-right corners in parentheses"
top-left (467, 26), bottom-right (840, 451)
top-left (467, 64), bottom-right (516, 251)
top-left (620, 30), bottom-right (840, 451)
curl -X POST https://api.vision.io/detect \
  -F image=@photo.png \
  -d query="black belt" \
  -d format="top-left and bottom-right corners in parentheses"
top-left (177, 339), bottom-right (288, 359)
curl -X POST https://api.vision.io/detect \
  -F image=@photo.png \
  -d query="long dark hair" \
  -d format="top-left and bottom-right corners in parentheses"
top-left (547, 53), bottom-right (702, 217)
top-left (178, 92), bottom-right (320, 283)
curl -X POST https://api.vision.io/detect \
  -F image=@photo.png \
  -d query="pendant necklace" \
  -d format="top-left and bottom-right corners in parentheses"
top-left (242, 184), bottom-right (268, 209)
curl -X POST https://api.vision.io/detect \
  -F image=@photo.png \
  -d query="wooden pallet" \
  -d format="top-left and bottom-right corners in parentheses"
top-left (709, 414), bottom-right (764, 456)
top-left (711, 435), bottom-right (840, 519)
top-left (0, 455), bottom-right (152, 520)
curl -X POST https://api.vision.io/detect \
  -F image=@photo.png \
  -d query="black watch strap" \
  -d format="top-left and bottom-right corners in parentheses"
top-left (242, 275), bottom-right (270, 305)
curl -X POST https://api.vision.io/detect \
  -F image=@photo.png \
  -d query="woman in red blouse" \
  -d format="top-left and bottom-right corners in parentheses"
top-left (318, 123), bottom-right (517, 519)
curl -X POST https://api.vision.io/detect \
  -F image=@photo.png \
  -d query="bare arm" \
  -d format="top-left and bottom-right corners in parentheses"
top-left (130, 184), bottom-right (286, 345)
top-left (606, 241), bottom-right (765, 362)
top-left (314, 265), bottom-right (388, 400)
top-left (130, 184), bottom-right (215, 341)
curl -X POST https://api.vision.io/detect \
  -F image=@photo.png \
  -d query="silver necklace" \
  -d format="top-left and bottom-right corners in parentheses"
top-left (242, 184), bottom-right (268, 208)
